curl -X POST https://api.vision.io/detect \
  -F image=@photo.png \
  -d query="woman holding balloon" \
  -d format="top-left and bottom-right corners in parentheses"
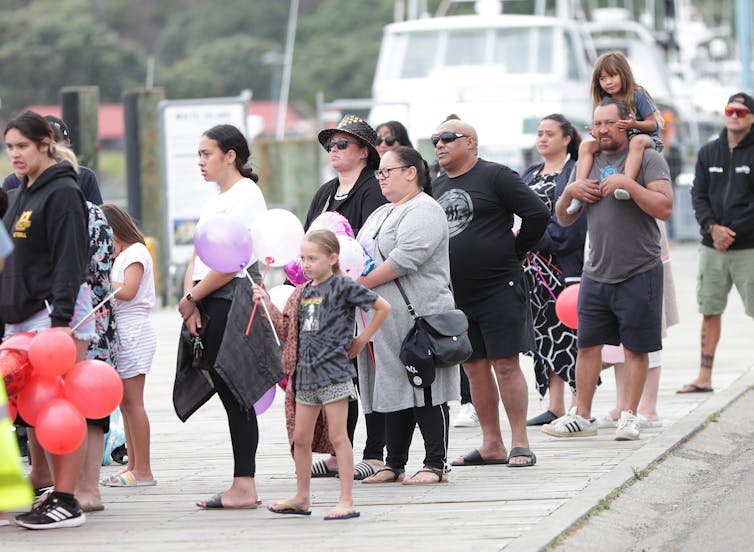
top-left (302, 115), bottom-right (388, 481)
top-left (520, 114), bottom-right (587, 426)
top-left (177, 124), bottom-right (282, 510)
top-left (1, 111), bottom-right (91, 528)
top-left (356, 146), bottom-right (460, 485)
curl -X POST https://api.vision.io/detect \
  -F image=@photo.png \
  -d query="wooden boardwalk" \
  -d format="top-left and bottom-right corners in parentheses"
top-left (3, 242), bottom-right (752, 551)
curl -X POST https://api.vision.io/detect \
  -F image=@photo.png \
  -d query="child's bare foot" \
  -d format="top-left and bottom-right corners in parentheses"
top-left (267, 496), bottom-right (311, 515)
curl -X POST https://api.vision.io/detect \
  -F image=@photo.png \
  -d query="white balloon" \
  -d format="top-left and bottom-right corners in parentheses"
top-left (250, 209), bottom-right (305, 267)
top-left (267, 284), bottom-right (296, 311)
top-left (337, 235), bottom-right (366, 280)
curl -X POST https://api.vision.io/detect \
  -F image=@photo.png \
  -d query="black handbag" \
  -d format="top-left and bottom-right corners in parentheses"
top-left (393, 278), bottom-right (473, 388)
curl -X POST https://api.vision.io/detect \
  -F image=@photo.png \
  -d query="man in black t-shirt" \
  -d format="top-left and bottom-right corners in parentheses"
top-left (432, 118), bottom-right (549, 467)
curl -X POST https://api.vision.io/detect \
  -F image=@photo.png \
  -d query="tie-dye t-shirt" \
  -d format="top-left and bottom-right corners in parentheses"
top-left (295, 274), bottom-right (377, 391)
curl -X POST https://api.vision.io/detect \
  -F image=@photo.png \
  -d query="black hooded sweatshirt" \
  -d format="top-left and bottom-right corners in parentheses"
top-left (0, 162), bottom-right (88, 327)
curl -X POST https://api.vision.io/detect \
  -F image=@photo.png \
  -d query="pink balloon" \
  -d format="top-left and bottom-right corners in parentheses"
top-left (27, 329), bottom-right (77, 378)
top-left (267, 284), bottom-right (296, 311)
top-left (249, 209), bottom-right (305, 267)
top-left (337, 235), bottom-right (366, 280)
top-left (195, 215), bottom-right (253, 273)
top-left (283, 257), bottom-right (308, 285)
top-left (555, 283), bottom-right (580, 330)
top-left (309, 211), bottom-right (354, 238)
top-left (254, 385), bottom-right (275, 415)
top-left (35, 398), bottom-right (87, 455)
top-left (0, 331), bottom-right (36, 352)
top-left (65, 359), bottom-right (124, 419)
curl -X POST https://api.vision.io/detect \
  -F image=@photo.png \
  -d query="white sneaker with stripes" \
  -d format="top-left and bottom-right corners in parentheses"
top-left (542, 408), bottom-right (598, 437)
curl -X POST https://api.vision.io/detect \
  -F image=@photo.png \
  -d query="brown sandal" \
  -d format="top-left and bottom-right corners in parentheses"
top-left (361, 466), bottom-right (405, 484)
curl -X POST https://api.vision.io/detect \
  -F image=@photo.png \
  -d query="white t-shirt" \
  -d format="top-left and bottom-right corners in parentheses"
top-left (192, 177), bottom-right (267, 281)
top-left (112, 242), bottom-right (155, 316)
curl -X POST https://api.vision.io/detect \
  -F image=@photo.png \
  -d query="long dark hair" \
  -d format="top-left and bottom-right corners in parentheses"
top-left (202, 124), bottom-right (259, 183)
top-left (5, 110), bottom-right (78, 169)
top-left (390, 146), bottom-right (431, 194)
top-left (541, 113), bottom-right (581, 160)
top-left (100, 203), bottom-right (146, 246)
top-left (376, 121), bottom-right (413, 148)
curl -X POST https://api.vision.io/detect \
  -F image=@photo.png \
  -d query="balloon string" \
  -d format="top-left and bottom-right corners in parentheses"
top-left (244, 260), bottom-right (281, 346)
top-left (527, 253), bottom-right (558, 302)
top-left (71, 287), bottom-right (121, 332)
top-left (358, 310), bottom-right (376, 370)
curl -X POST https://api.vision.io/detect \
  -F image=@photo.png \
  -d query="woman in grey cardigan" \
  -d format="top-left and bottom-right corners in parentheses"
top-left (356, 146), bottom-right (459, 485)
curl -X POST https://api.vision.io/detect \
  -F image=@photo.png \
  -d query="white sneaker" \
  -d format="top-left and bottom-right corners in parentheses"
top-left (453, 403), bottom-right (479, 428)
top-left (615, 411), bottom-right (641, 441)
top-left (597, 413), bottom-right (619, 429)
top-left (542, 409), bottom-right (598, 437)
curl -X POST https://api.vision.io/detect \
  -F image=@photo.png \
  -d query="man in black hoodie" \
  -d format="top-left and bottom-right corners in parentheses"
top-left (678, 92), bottom-right (754, 394)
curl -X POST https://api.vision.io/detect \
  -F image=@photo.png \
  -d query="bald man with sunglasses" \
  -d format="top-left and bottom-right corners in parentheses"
top-left (432, 118), bottom-right (549, 467)
top-left (678, 92), bottom-right (754, 394)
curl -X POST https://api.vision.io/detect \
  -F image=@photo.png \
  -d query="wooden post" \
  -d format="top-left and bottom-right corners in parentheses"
top-left (123, 87), bottom-right (167, 304)
top-left (60, 86), bottom-right (99, 172)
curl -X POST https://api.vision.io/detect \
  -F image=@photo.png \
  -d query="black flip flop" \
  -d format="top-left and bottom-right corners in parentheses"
top-left (507, 447), bottom-right (536, 468)
top-left (527, 410), bottom-right (559, 426)
top-left (451, 449), bottom-right (508, 466)
top-left (676, 383), bottom-right (714, 394)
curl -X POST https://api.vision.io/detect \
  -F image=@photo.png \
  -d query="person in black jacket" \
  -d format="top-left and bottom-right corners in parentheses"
top-left (2, 115), bottom-right (103, 205)
top-left (2, 111), bottom-right (90, 529)
top-left (304, 115), bottom-right (388, 481)
top-left (678, 92), bottom-right (754, 394)
top-left (521, 114), bottom-right (586, 426)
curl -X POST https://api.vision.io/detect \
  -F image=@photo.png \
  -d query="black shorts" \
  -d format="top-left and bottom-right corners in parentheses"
top-left (458, 274), bottom-right (535, 360)
top-left (15, 414), bottom-right (110, 434)
top-left (577, 262), bottom-right (663, 353)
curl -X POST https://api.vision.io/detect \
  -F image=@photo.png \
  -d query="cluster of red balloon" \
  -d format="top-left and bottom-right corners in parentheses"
top-left (0, 330), bottom-right (123, 454)
top-left (555, 283), bottom-right (580, 330)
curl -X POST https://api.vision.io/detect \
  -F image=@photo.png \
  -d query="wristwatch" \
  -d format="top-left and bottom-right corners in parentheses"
top-left (185, 291), bottom-right (194, 302)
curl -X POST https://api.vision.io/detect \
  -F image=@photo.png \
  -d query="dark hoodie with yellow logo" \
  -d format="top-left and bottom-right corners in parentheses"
top-left (0, 162), bottom-right (88, 327)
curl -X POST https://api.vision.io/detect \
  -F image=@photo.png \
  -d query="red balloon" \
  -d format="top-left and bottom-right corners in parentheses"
top-left (16, 375), bottom-right (64, 425)
top-left (555, 283), bottom-right (580, 330)
top-left (0, 349), bottom-right (33, 397)
top-left (64, 360), bottom-right (123, 419)
top-left (8, 397), bottom-right (18, 422)
top-left (0, 332), bottom-right (36, 352)
top-left (35, 398), bottom-right (86, 455)
top-left (27, 330), bottom-right (77, 378)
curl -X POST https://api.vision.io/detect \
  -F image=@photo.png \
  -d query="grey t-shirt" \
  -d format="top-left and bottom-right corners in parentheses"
top-left (583, 148), bottom-right (671, 283)
top-left (296, 274), bottom-right (378, 391)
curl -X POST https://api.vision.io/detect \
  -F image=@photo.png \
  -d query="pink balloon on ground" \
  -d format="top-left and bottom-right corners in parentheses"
top-left (254, 385), bottom-right (275, 415)
top-left (65, 359), bottom-right (124, 419)
top-left (195, 215), bottom-right (253, 273)
top-left (309, 211), bottom-right (354, 238)
top-left (35, 398), bottom-right (87, 455)
top-left (27, 329), bottom-right (77, 378)
top-left (337, 235), bottom-right (366, 280)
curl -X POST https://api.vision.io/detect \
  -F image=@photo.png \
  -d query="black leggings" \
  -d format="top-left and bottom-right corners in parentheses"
top-left (384, 389), bottom-right (449, 471)
top-left (460, 365), bottom-right (472, 404)
top-left (202, 296), bottom-right (259, 478)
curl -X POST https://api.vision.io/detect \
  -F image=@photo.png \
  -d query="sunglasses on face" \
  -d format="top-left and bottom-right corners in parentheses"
top-left (431, 131), bottom-right (470, 147)
top-left (725, 106), bottom-right (750, 118)
top-left (375, 135), bottom-right (398, 146)
top-left (325, 139), bottom-right (358, 152)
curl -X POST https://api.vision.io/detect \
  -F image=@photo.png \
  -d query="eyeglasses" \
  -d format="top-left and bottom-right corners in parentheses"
top-left (325, 139), bottom-right (358, 152)
top-left (375, 135), bottom-right (398, 146)
top-left (431, 132), bottom-right (470, 147)
top-left (725, 106), bottom-right (750, 118)
top-left (374, 165), bottom-right (410, 179)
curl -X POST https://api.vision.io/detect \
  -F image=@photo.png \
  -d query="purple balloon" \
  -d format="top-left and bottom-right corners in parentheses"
top-left (283, 257), bottom-right (308, 285)
top-left (195, 216), bottom-right (253, 273)
top-left (254, 385), bottom-right (276, 415)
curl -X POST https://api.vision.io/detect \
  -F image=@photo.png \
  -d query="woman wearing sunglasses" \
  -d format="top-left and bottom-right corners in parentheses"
top-left (302, 115), bottom-right (388, 481)
top-left (375, 121), bottom-right (412, 158)
top-left (520, 114), bottom-right (587, 427)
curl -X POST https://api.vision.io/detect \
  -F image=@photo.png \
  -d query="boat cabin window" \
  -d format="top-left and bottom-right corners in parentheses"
top-left (401, 31), bottom-right (439, 78)
top-left (445, 30), bottom-right (487, 66)
top-left (493, 27), bottom-right (553, 74)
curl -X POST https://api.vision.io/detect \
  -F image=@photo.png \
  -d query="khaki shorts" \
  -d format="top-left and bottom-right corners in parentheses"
top-left (296, 380), bottom-right (357, 406)
top-left (697, 245), bottom-right (754, 316)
